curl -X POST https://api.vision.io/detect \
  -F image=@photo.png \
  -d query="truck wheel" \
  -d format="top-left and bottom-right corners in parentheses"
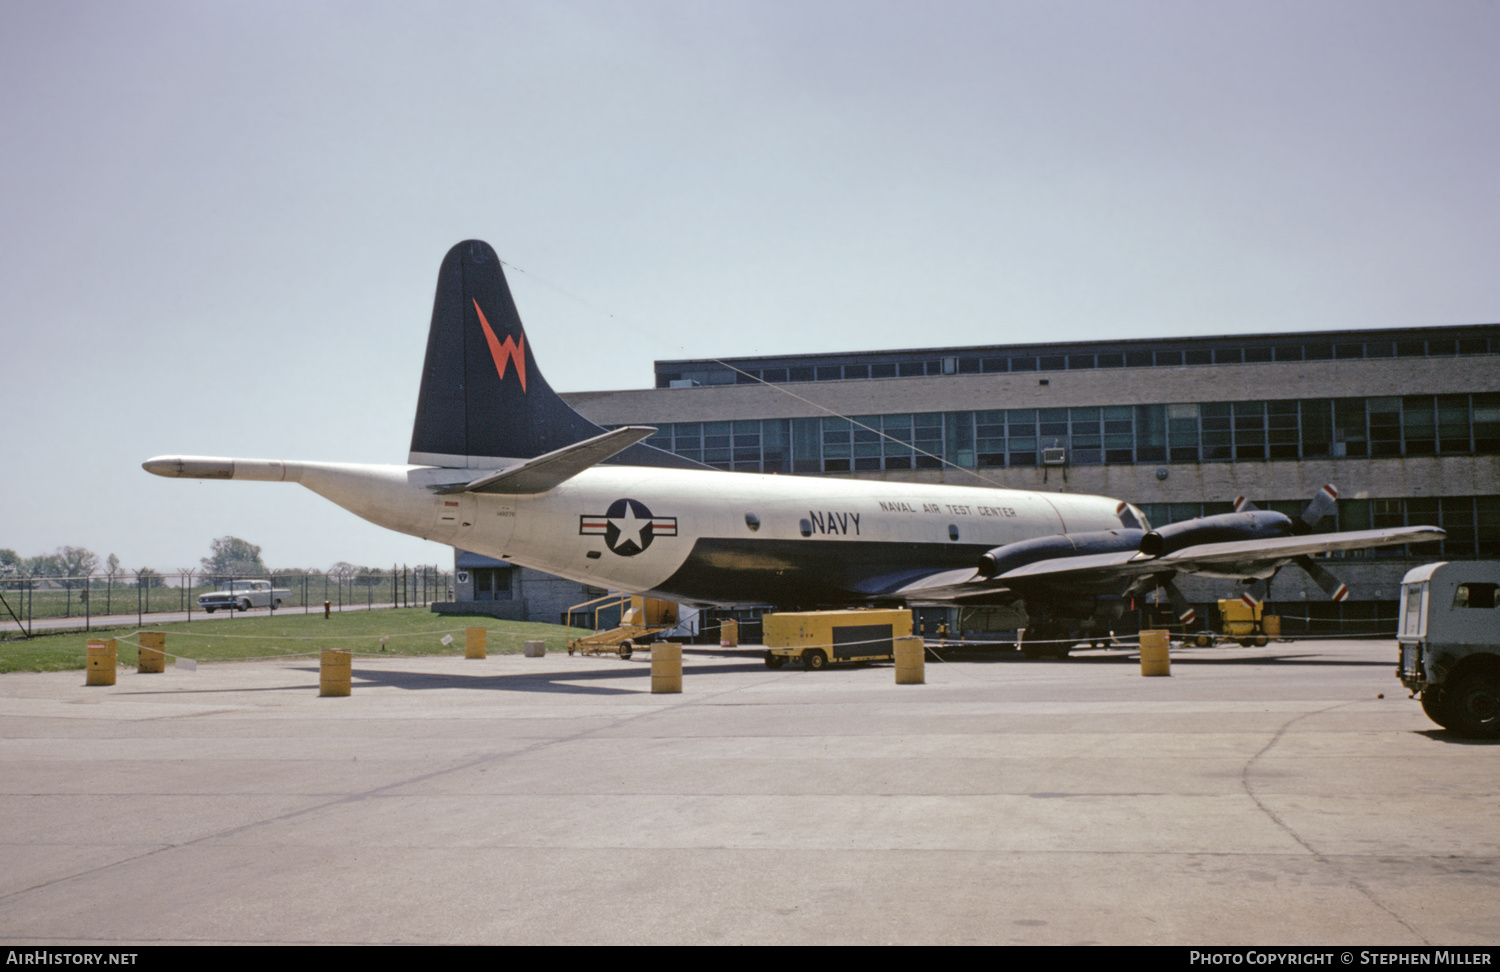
top-left (764, 652), bottom-right (785, 669)
top-left (1446, 674), bottom-right (1500, 740)
top-left (618, 641), bottom-right (633, 660)
top-left (803, 649), bottom-right (827, 671)
top-left (1420, 689), bottom-right (1456, 730)
top-left (1195, 633), bottom-right (1212, 647)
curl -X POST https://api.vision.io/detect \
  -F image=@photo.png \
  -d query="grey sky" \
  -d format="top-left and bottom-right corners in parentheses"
top-left (2, 0), bottom-right (1496, 572)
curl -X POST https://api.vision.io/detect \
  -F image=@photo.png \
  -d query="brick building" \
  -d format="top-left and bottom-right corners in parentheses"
top-left (555, 323), bottom-right (1500, 634)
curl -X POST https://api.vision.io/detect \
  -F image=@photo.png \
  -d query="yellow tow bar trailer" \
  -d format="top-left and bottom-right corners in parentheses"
top-left (566, 593), bottom-right (679, 660)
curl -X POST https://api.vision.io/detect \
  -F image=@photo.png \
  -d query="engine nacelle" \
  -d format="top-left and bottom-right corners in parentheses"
top-left (978, 529), bottom-right (1144, 578)
top-left (1138, 511), bottom-right (1292, 558)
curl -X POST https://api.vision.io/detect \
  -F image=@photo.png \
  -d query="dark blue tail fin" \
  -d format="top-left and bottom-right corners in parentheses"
top-left (408, 240), bottom-right (701, 470)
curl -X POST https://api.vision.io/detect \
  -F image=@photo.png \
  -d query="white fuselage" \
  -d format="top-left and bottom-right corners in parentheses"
top-left (271, 459), bottom-right (1131, 606)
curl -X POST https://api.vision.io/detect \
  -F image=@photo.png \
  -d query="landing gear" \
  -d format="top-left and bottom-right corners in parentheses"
top-left (764, 651), bottom-right (786, 669)
top-left (1020, 623), bottom-right (1072, 659)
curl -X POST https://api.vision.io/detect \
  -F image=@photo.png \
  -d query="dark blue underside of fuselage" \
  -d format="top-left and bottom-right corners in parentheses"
top-left (643, 536), bottom-right (1127, 609)
top-left (646, 537), bottom-right (977, 607)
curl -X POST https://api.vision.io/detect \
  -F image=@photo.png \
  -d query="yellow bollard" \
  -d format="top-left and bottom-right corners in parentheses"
top-left (719, 618), bottom-right (739, 647)
top-left (1139, 629), bottom-right (1171, 676)
top-left (651, 642), bottom-right (682, 694)
top-left (138, 632), bottom-right (166, 673)
top-left (894, 635), bottom-right (925, 685)
top-left (86, 639), bottom-right (116, 686)
top-left (464, 626), bottom-right (486, 659)
top-left (320, 648), bottom-right (352, 697)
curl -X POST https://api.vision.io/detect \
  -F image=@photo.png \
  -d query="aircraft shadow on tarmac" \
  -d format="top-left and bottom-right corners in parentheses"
top-left (114, 660), bottom-right (771, 697)
top-left (346, 661), bottom-right (770, 695)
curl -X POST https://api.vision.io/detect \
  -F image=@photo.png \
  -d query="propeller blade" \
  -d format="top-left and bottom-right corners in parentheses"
top-left (1295, 554), bottom-right (1349, 601)
top-left (1299, 483), bottom-right (1339, 531)
top-left (1239, 579), bottom-right (1267, 610)
top-left (1162, 580), bottom-right (1199, 626)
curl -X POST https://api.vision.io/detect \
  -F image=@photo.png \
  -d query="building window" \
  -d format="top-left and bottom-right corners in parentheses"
top-left (472, 568), bottom-right (511, 602)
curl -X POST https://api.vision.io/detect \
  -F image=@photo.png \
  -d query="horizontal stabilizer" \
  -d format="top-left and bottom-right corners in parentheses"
top-left (432, 426), bottom-right (657, 495)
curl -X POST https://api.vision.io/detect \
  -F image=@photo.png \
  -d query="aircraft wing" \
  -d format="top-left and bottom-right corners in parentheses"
top-left (894, 526), bottom-right (1445, 602)
top-left (1002, 526), bottom-right (1445, 581)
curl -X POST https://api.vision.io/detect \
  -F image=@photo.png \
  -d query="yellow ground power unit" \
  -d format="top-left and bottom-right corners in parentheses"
top-left (762, 609), bottom-right (914, 670)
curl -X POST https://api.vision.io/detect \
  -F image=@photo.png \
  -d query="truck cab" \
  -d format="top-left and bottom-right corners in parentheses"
top-left (1397, 561), bottom-right (1500, 738)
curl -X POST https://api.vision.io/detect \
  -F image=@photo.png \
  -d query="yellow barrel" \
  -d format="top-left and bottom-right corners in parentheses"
top-left (1139, 629), bottom-right (1171, 676)
top-left (464, 626), bottom-right (486, 659)
top-left (138, 631), bottom-right (166, 673)
top-left (1261, 615), bottom-right (1281, 639)
top-left (320, 648), bottom-right (352, 697)
top-left (86, 639), bottom-right (116, 686)
top-left (894, 635), bottom-right (925, 685)
top-left (719, 618), bottom-right (739, 647)
top-left (651, 642), bottom-right (682, 694)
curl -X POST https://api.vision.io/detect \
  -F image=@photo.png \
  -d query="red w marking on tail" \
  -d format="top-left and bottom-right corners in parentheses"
top-left (475, 300), bottom-right (526, 392)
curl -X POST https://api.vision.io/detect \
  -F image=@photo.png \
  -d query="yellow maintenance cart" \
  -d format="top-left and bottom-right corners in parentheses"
top-left (762, 608), bottom-right (914, 670)
top-left (1190, 599), bottom-right (1276, 647)
top-left (566, 594), bottom-right (678, 659)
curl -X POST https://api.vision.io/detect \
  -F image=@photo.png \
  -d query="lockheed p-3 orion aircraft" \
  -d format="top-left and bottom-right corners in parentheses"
top-left (144, 240), bottom-right (1443, 647)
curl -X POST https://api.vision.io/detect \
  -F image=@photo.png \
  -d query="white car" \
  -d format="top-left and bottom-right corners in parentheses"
top-left (198, 580), bottom-right (290, 613)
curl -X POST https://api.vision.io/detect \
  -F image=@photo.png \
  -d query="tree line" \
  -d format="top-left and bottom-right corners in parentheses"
top-left (1, 536), bottom-right (411, 588)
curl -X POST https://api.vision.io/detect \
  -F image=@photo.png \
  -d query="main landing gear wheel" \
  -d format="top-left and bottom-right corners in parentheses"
top-left (1446, 674), bottom-right (1500, 739)
top-left (803, 649), bottom-right (827, 671)
top-left (1021, 623), bottom-right (1072, 659)
top-left (618, 640), bottom-right (634, 660)
top-left (764, 652), bottom-right (786, 669)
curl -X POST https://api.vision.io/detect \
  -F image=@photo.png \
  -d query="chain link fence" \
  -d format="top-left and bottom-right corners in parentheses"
top-left (0, 565), bottom-right (454, 638)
